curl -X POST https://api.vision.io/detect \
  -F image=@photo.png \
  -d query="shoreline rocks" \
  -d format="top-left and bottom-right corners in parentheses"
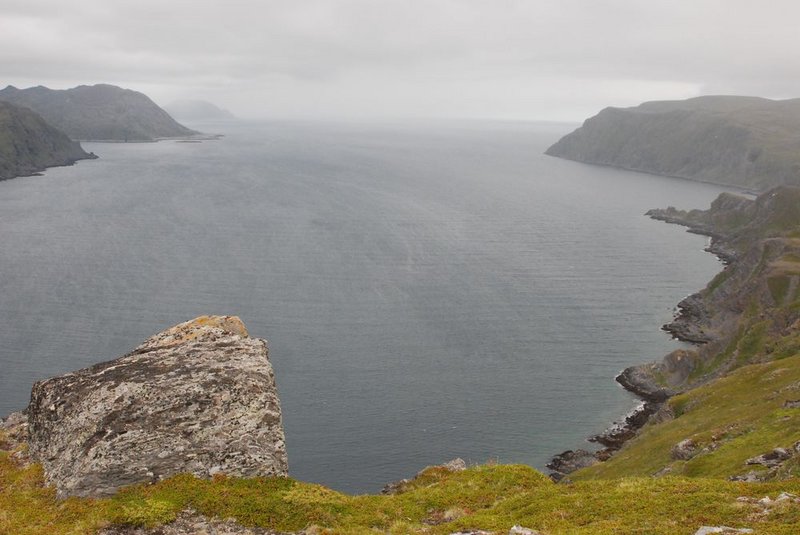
top-left (26, 315), bottom-right (287, 498)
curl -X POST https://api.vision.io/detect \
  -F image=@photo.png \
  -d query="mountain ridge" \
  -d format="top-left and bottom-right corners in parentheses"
top-left (0, 84), bottom-right (198, 142)
top-left (0, 100), bottom-right (96, 180)
top-left (546, 95), bottom-right (800, 191)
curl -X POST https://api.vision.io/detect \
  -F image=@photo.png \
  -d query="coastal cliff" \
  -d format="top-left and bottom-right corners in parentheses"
top-left (567, 186), bottom-right (800, 483)
top-left (0, 101), bottom-right (96, 180)
top-left (0, 84), bottom-right (197, 142)
top-left (546, 96), bottom-right (800, 191)
top-left (623, 186), bottom-right (800, 397)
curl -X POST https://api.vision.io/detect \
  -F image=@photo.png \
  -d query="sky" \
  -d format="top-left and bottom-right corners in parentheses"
top-left (2, 0), bottom-right (799, 121)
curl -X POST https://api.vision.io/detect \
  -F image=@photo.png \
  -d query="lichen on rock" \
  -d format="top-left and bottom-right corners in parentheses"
top-left (26, 315), bottom-right (288, 498)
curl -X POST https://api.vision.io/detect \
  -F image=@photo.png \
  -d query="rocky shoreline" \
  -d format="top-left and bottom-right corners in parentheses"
top-left (548, 198), bottom-right (737, 480)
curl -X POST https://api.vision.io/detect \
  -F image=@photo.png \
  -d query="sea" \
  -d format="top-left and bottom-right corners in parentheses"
top-left (0, 119), bottom-right (728, 493)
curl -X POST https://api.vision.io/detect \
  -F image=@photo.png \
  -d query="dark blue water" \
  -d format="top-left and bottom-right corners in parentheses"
top-left (0, 120), bottom-right (725, 492)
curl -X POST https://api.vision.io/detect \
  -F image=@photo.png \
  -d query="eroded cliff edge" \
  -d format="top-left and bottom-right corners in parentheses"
top-left (622, 186), bottom-right (800, 398)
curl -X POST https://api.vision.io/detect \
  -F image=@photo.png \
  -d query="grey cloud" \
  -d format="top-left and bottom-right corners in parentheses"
top-left (1, 0), bottom-right (799, 120)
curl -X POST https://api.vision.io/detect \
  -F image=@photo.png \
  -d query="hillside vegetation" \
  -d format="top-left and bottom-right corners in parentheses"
top-left (572, 186), bottom-right (800, 486)
top-left (4, 440), bottom-right (800, 534)
top-left (546, 96), bottom-right (800, 191)
top-left (0, 101), bottom-right (95, 180)
top-left (0, 84), bottom-right (197, 142)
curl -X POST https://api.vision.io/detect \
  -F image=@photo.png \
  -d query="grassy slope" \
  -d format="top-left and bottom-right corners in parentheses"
top-left (4, 447), bottom-right (800, 534)
top-left (573, 188), bottom-right (800, 484)
top-left (574, 354), bottom-right (800, 482)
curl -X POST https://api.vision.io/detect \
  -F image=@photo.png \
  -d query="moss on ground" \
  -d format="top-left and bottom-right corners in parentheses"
top-left (4, 451), bottom-right (800, 534)
top-left (573, 354), bottom-right (800, 484)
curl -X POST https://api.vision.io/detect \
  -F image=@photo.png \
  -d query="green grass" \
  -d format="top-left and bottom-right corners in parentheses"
top-left (5, 449), bottom-right (800, 534)
top-left (573, 354), bottom-right (800, 483)
top-left (768, 275), bottom-right (792, 305)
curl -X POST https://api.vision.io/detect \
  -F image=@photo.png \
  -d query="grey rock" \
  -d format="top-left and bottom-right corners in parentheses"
top-left (27, 315), bottom-right (288, 498)
top-left (694, 527), bottom-right (753, 535)
top-left (547, 449), bottom-right (598, 480)
top-left (745, 447), bottom-right (792, 468)
top-left (98, 508), bottom-right (282, 534)
top-left (509, 526), bottom-right (542, 535)
top-left (671, 438), bottom-right (698, 460)
top-left (729, 471), bottom-right (767, 483)
top-left (589, 401), bottom-right (661, 450)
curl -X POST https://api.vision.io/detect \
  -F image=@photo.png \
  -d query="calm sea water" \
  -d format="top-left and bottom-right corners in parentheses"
top-left (0, 120), bottom-right (726, 492)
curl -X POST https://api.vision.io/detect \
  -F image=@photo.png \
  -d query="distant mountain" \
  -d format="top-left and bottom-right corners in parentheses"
top-left (0, 101), bottom-right (96, 180)
top-left (546, 95), bottom-right (800, 191)
top-left (164, 99), bottom-right (237, 122)
top-left (0, 84), bottom-right (198, 142)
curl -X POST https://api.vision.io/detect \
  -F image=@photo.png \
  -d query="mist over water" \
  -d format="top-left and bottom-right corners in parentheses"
top-left (0, 120), bottom-right (726, 492)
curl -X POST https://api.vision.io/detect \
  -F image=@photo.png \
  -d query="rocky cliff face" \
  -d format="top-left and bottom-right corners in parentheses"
top-left (621, 186), bottom-right (800, 397)
top-left (546, 96), bottom-right (800, 191)
top-left (0, 84), bottom-right (197, 141)
top-left (0, 101), bottom-right (96, 180)
top-left (552, 186), bottom-right (800, 478)
top-left (27, 315), bottom-right (287, 498)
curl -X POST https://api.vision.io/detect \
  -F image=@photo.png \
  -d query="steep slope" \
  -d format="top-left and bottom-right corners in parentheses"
top-left (0, 101), bottom-right (96, 180)
top-left (572, 186), bottom-right (800, 481)
top-left (546, 96), bottom-right (800, 191)
top-left (0, 84), bottom-right (197, 141)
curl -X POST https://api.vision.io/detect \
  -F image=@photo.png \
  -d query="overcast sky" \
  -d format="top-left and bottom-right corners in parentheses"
top-left (2, 0), bottom-right (799, 121)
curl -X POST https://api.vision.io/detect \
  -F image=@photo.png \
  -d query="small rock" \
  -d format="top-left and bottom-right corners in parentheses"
top-left (509, 526), bottom-right (542, 535)
top-left (546, 449), bottom-right (598, 479)
top-left (729, 471), bottom-right (766, 483)
top-left (98, 508), bottom-right (278, 534)
top-left (783, 399), bottom-right (800, 409)
top-left (694, 527), bottom-right (753, 534)
top-left (442, 458), bottom-right (468, 472)
top-left (653, 466), bottom-right (673, 478)
top-left (671, 438), bottom-right (698, 460)
top-left (745, 447), bottom-right (792, 468)
top-left (776, 491), bottom-right (798, 502)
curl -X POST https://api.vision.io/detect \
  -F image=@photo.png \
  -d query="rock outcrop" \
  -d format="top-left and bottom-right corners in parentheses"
top-left (553, 186), bottom-right (800, 477)
top-left (620, 186), bottom-right (800, 397)
top-left (27, 315), bottom-right (287, 498)
top-left (0, 100), bottom-right (96, 180)
top-left (98, 509), bottom-right (279, 535)
top-left (0, 84), bottom-right (198, 141)
top-left (546, 95), bottom-right (800, 191)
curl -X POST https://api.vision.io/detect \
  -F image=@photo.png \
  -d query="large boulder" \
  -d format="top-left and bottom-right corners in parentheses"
top-left (27, 315), bottom-right (288, 498)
